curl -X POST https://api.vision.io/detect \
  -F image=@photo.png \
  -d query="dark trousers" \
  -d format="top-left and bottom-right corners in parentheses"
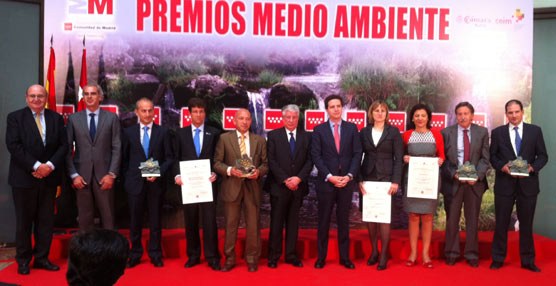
top-left (183, 201), bottom-right (220, 263)
top-left (267, 190), bottom-right (303, 261)
top-left (317, 188), bottom-right (353, 261)
top-left (444, 184), bottom-right (483, 260)
top-left (223, 182), bottom-right (261, 265)
top-left (491, 185), bottom-right (538, 265)
top-left (12, 184), bottom-right (56, 265)
top-left (128, 182), bottom-right (162, 260)
top-left (76, 173), bottom-right (114, 231)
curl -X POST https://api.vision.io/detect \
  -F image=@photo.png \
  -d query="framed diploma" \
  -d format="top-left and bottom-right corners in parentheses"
top-left (407, 157), bottom-right (439, 199)
top-left (361, 181), bottom-right (392, 223)
top-left (179, 159), bottom-right (213, 204)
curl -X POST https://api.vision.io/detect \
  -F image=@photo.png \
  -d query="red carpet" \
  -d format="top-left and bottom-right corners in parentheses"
top-left (2, 229), bottom-right (556, 285)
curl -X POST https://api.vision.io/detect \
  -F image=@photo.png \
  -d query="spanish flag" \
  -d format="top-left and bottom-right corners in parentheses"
top-left (77, 36), bottom-right (87, 112)
top-left (46, 35), bottom-right (56, 111)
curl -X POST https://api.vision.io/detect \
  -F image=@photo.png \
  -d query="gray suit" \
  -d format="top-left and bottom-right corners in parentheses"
top-left (66, 108), bottom-right (121, 231)
top-left (440, 123), bottom-right (490, 260)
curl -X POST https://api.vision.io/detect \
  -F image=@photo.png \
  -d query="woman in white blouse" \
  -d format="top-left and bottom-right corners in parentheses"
top-left (358, 101), bottom-right (404, 270)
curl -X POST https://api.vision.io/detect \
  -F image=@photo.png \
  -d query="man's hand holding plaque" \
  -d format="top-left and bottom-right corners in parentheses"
top-left (139, 158), bottom-right (161, 177)
top-left (507, 156), bottom-right (530, 177)
top-left (456, 161), bottom-right (478, 183)
top-left (234, 154), bottom-right (257, 179)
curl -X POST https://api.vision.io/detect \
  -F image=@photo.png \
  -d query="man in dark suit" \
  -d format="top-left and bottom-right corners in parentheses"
top-left (6, 84), bottom-right (68, 274)
top-left (121, 98), bottom-right (174, 268)
top-left (213, 108), bottom-right (268, 272)
top-left (174, 98), bottom-right (221, 271)
top-left (66, 84), bottom-right (121, 231)
top-left (441, 102), bottom-right (490, 268)
top-left (311, 95), bottom-right (362, 269)
top-left (266, 104), bottom-right (312, 269)
top-left (489, 99), bottom-right (548, 272)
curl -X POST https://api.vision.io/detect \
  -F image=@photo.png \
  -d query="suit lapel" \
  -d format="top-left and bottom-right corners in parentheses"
top-left (149, 124), bottom-right (159, 158)
top-left (43, 110), bottom-right (53, 145)
top-left (281, 128), bottom-right (294, 158)
top-left (230, 131), bottom-right (242, 158)
top-left (520, 123), bottom-right (531, 156)
top-left (374, 125), bottom-right (389, 147)
top-left (503, 124), bottom-right (516, 158)
top-left (248, 132), bottom-right (256, 158)
top-left (80, 110), bottom-right (93, 144)
top-left (25, 108), bottom-right (44, 146)
top-left (450, 125), bottom-right (458, 162)
top-left (201, 127), bottom-right (212, 157)
top-left (339, 120), bottom-right (349, 154)
top-left (94, 109), bottom-right (108, 145)
top-left (469, 124), bottom-right (480, 161)
top-left (325, 120), bottom-right (338, 153)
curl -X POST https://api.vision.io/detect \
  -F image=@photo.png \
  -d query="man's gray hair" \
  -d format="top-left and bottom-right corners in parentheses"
top-left (84, 84), bottom-right (104, 98)
top-left (281, 104), bottom-right (300, 116)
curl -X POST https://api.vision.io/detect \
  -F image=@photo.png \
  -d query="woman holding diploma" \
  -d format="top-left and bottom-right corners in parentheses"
top-left (359, 101), bottom-right (404, 270)
top-left (402, 104), bottom-right (445, 268)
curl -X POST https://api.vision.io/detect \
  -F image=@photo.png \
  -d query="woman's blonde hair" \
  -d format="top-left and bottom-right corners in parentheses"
top-left (368, 100), bottom-right (389, 125)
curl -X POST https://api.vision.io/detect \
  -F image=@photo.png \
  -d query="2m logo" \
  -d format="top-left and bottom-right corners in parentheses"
top-left (68, 0), bottom-right (113, 15)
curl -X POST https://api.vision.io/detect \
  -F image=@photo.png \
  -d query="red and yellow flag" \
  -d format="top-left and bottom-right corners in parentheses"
top-left (46, 36), bottom-right (56, 110)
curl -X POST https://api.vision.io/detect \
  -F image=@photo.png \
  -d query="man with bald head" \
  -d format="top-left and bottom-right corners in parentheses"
top-left (6, 84), bottom-right (68, 274)
top-left (121, 98), bottom-right (174, 268)
top-left (213, 108), bottom-right (268, 272)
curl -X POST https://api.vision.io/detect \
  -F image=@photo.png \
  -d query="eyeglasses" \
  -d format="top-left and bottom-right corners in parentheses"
top-left (27, 94), bottom-right (46, 99)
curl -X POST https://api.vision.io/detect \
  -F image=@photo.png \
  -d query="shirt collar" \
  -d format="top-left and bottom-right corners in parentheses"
top-left (509, 121), bottom-right (524, 131)
top-left (329, 119), bottom-right (342, 128)
top-left (86, 108), bottom-right (100, 117)
top-left (285, 127), bottom-right (296, 134)
top-left (236, 130), bottom-right (249, 138)
top-left (192, 123), bottom-right (204, 132)
top-left (32, 109), bottom-right (44, 116)
top-left (140, 121), bottom-right (153, 129)
top-left (458, 124), bottom-right (470, 132)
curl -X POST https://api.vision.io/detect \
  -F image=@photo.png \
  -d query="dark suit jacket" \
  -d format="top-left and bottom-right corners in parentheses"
top-left (311, 120), bottom-right (362, 192)
top-left (213, 131), bottom-right (269, 203)
top-left (441, 123), bottom-right (490, 197)
top-left (121, 123), bottom-right (174, 195)
top-left (359, 124), bottom-right (404, 184)
top-left (66, 108), bottom-right (121, 182)
top-left (490, 123), bottom-right (548, 197)
top-left (6, 107), bottom-right (68, 188)
top-left (267, 128), bottom-right (312, 197)
top-left (173, 125), bottom-right (220, 194)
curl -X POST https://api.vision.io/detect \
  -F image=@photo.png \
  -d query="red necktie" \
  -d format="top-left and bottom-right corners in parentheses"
top-left (334, 123), bottom-right (340, 153)
top-left (463, 129), bottom-right (470, 163)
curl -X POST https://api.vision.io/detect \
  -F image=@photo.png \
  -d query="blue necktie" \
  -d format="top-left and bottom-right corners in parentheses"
top-left (514, 126), bottom-right (521, 155)
top-left (194, 128), bottom-right (201, 158)
top-left (142, 126), bottom-right (150, 158)
top-left (89, 113), bottom-right (96, 141)
top-left (289, 132), bottom-right (295, 156)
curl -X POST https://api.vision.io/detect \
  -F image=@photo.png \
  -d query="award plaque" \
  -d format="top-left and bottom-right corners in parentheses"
top-left (509, 156), bottom-right (529, 177)
top-left (236, 154), bottom-right (255, 177)
top-left (457, 162), bottom-right (478, 181)
top-left (139, 158), bottom-right (161, 177)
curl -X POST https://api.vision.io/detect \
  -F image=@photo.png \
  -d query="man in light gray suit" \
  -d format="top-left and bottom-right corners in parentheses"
top-left (66, 84), bottom-right (121, 231)
top-left (441, 102), bottom-right (490, 268)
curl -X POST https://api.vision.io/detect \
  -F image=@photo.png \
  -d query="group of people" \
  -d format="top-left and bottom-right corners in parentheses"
top-left (7, 84), bottom-right (548, 278)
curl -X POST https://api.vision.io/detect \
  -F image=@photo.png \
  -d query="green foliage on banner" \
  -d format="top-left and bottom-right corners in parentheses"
top-left (339, 57), bottom-right (465, 113)
top-left (258, 69), bottom-right (283, 87)
top-left (109, 73), bottom-right (135, 112)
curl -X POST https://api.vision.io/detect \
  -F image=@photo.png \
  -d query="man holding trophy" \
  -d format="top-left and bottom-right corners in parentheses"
top-left (440, 102), bottom-right (490, 268)
top-left (489, 99), bottom-right (548, 272)
top-left (213, 108), bottom-right (268, 272)
top-left (121, 98), bottom-right (174, 268)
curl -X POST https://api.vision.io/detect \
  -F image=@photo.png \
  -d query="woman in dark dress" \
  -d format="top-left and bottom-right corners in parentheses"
top-left (402, 104), bottom-right (445, 269)
top-left (359, 101), bottom-right (404, 270)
